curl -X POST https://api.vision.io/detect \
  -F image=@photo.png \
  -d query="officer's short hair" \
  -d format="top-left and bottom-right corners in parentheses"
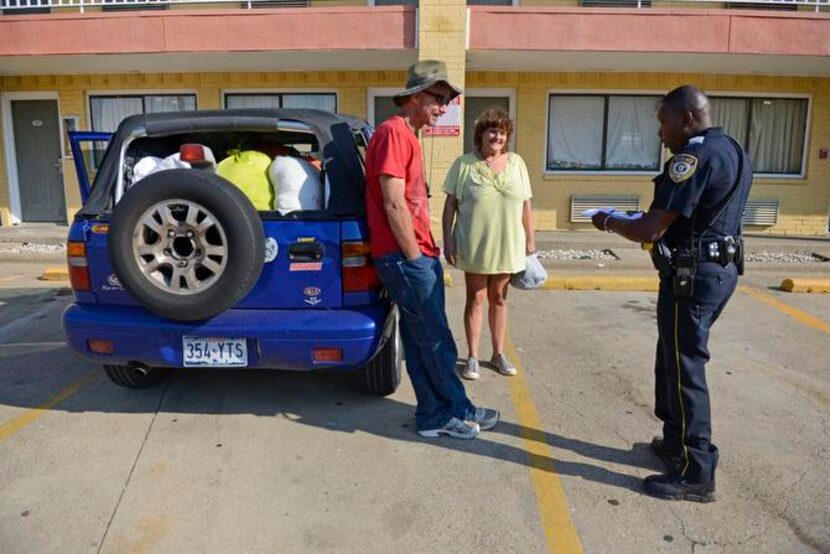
top-left (661, 85), bottom-right (710, 120)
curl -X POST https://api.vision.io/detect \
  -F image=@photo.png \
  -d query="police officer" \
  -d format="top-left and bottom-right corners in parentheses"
top-left (591, 85), bottom-right (752, 502)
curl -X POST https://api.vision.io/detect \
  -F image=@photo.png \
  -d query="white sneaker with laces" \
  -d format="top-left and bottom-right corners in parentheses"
top-left (462, 357), bottom-right (480, 380)
top-left (468, 407), bottom-right (500, 431)
top-left (417, 417), bottom-right (480, 439)
top-left (491, 353), bottom-right (517, 376)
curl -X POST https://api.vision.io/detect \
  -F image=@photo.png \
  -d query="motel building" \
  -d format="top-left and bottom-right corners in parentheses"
top-left (1, 0), bottom-right (829, 235)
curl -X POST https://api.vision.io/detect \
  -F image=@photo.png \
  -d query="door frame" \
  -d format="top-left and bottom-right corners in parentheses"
top-left (366, 87), bottom-right (400, 128)
top-left (1, 91), bottom-right (63, 225)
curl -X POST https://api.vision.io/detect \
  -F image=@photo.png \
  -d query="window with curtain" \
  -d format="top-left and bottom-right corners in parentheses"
top-left (90, 94), bottom-right (197, 133)
top-left (710, 96), bottom-right (808, 175)
top-left (547, 94), bottom-right (661, 172)
top-left (224, 93), bottom-right (336, 113)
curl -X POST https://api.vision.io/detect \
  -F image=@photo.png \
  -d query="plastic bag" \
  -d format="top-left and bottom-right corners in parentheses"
top-left (132, 145), bottom-right (217, 186)
top-left (132, 154), bottom-right (190, 184)
top-left (510, 253), bottom-right (547, 290)
top-left (269, 156), bottom-right (323, 215)
top-left (217, 150), bottom-right (274, 211)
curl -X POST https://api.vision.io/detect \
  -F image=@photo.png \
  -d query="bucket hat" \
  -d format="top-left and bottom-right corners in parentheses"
top-left (393, 60), bottom-right (463, 106)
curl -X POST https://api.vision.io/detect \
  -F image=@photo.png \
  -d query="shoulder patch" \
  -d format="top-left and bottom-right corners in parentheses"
top-left (669, 154), bottom-right (698, 183)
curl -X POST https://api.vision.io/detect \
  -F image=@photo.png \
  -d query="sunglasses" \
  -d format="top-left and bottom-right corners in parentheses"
top-left (421, 90), bottom-right (451, 107)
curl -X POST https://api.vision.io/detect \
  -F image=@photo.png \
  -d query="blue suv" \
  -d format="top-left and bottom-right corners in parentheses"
top-left (63, 109), bottom-right (401, 395)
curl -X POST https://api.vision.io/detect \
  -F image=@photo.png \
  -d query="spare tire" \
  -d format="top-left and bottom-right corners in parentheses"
top-left (109, 169), bottom-right (265, 321)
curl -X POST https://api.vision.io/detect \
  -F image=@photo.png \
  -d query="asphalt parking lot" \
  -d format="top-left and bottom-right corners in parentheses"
top-left (0, 260), bottom-right (828, 554)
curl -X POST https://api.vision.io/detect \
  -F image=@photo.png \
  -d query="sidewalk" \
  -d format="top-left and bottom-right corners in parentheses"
top-left (0, 225), bottom-right (827, 289)
top-left (0, 223), bottom-right (69, 264)
top-left (532, 230), bottom-right (830, 273)
top-left (0, 223), bottom-right (68, 246)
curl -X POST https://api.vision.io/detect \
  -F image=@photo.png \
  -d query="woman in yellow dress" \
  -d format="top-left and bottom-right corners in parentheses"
top-left (442, 108), bottom-right (535, 380)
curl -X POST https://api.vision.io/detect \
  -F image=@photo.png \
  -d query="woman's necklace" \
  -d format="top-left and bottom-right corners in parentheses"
top-left (480, 150), bottom-right (506, 173)
top-left (479, 150), bottom-right (501, 164)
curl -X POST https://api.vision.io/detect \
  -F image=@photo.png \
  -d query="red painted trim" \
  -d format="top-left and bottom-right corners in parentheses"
top-left (469, 7), bottom-right (830, 57)
top-left (0, 6), bottom-right (416, 56)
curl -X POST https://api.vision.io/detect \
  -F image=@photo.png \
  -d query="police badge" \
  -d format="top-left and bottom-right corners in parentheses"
top-left (669, 154), bottom-right (698, 183)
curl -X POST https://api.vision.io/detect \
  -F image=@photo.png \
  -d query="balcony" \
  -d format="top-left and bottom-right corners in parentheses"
top-left (1, 0), bottom-right (828, 11)
top-left (468, 3), bottom-right (830, 75)
top-left (0, 3), bottom-right (416, 74)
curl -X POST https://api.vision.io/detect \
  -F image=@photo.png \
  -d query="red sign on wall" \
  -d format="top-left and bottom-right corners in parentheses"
top-left (423, 97), bottom-right (462, 137)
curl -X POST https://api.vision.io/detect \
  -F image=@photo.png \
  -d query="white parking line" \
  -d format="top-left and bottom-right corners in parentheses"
top-left (0, 297), bottom-right (66, 342)
top-left (0, 341), bottom-right (66, 348)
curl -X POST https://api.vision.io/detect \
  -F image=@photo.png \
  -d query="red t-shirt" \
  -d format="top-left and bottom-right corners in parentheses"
top-left (365, 116), bottom-right (439, 259)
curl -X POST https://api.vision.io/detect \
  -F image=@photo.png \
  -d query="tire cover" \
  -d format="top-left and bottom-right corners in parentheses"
top-left (108, 169), bottom-right (265, 321)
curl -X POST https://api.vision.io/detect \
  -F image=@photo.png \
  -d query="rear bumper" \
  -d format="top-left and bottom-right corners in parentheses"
top-left (63, 302), bottom-right (391, 370)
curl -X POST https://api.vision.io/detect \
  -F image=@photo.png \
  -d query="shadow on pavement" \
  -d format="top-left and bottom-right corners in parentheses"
top-left (0, 329), bottom-right (649, 493)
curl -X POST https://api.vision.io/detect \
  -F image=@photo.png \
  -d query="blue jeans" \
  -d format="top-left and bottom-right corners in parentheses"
top-left (374, 253), bottom-right (475, 431)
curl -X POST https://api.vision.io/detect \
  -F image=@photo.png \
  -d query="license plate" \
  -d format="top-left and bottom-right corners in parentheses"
top-left (182, 336), bottom-right (248, 367)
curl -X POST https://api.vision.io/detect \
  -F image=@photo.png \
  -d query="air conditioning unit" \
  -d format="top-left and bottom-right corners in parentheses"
top-left (570, 195), bottom-right (640, 223)
top-left (742, 199), bottom-right (779, 226)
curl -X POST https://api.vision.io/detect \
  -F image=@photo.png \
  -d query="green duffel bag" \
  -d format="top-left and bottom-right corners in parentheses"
top-left (216, 150), bottom-right (274, 211)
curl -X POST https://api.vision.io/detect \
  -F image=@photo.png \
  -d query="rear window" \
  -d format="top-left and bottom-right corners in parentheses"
top-left (123, 130), bottom-right (329, 218)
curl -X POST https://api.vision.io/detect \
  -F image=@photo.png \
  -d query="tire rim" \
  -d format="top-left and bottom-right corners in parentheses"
top-left (132, 199), bottom-right (228, 295)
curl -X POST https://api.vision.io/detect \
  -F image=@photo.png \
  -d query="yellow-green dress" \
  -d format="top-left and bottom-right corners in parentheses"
top-left (442, 152), bottom-right (532, 274)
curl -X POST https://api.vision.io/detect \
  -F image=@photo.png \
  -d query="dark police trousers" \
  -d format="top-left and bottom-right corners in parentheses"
top-left (654, 261), bottom-right (738, 485)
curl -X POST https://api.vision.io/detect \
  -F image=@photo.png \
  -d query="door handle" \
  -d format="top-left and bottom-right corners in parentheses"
top-left (54, 159), bottom-right (63, 175)
top-left (288, 242), bottom-right (324, 262)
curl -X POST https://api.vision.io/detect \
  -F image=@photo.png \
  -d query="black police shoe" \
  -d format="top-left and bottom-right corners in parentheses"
top-left (644, 473), bottom-right (715, 503)
top-left (650, 436), bottom-right (684, 472)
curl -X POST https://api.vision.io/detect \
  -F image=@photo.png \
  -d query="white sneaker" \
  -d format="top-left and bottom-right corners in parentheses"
top-left (417, 417), bottom-right (480, 439)
top-left (491, 353), bottom-right (517, 376)
top-left (462, 357), bottom-right (480, 380)
top-left (468, 407), bottom-right (500, 431)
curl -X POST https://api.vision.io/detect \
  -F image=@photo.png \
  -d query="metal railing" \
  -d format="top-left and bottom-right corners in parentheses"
top-left (646, 0), bottom-right (825, 9)
top-left (1, 0), bottom-right (827, 12)
top-left (1, 0), bottom-right (311, 12)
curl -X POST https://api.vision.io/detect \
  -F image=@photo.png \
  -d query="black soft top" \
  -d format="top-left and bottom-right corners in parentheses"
top-left (81, 108), bottom-right (369, 217)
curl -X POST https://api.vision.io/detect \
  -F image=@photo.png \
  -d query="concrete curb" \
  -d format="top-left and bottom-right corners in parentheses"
top-left (40, 266), bottom-right (69, 282)
top-left (542, 274), bottom-right (658, 291)
top-left (779, 278), bottom-right (830, 293)
top-left (445, 271), bottom-right (659, 291)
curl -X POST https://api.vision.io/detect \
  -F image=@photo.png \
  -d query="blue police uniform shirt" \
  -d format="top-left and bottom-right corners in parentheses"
top-left (650, 127), bottom-right (752, 249)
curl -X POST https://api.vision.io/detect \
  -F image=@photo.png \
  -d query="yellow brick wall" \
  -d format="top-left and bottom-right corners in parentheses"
top-left (2, 7), bottom-right (828, 236)
top-left (0, 71), bottom-right (402, 224)
top-left (417, 0), bottom-right (468, 235)
top-left (468, 72), bottom-right (830, 235)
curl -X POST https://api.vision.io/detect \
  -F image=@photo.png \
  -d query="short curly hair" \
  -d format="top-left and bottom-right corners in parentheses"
top-left (473, 108), bottom-right (513, 154)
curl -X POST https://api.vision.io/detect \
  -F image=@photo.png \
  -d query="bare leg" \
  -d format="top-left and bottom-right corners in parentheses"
top-left (487, 273), bottom-right (511, 356)
top-left (464, 272), bottom-right (488, 359)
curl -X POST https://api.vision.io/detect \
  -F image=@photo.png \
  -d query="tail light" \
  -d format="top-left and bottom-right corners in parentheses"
top-left (67, 241), bottom-right (91, 292)
top-left (342, 241), bottom-right (381, 292)
top-left (87, 339), bottom-right (114, 355)
top-left (312, 347), bottom-right (343, 363)
top-left (179, 143), bottom-right (206, 163)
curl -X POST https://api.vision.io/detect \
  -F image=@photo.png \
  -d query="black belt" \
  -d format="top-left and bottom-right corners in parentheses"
top-left (650, 237), bottom-right (739, 273)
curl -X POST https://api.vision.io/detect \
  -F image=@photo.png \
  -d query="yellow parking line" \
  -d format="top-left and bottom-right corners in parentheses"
top-left (740, 285), bottom-right (830, 336)
top-left (504, 333), bottom-right (583, 554)
top-left (0, 370), bottom-right (100, 443)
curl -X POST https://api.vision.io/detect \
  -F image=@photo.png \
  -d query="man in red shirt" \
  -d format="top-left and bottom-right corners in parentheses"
top-left (366, 60), bottom-right (499, 439)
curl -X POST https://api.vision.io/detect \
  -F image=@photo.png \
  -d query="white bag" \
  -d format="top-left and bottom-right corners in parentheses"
top-left (269, 156), bottom-right (323, 215)
top-left (132, 147), bottom-right (217, 185)
top-left (510, 253), bottom-right (548, 290)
